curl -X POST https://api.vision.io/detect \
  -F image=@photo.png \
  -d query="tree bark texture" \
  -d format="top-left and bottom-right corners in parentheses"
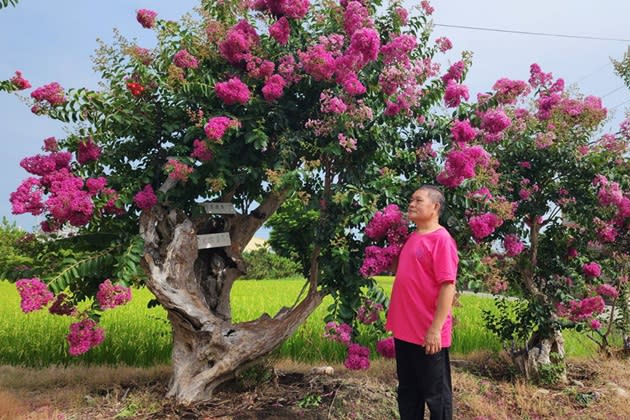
top-left (139, 200), bottom-right (322, 404)
top-left (511, 329), bottom-right (567, 383)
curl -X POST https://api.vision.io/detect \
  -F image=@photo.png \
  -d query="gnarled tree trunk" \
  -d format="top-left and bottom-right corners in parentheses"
top-left (139, 195), bottom-right (322, 404)
top-left (511, 329), bottom-right (567, 384)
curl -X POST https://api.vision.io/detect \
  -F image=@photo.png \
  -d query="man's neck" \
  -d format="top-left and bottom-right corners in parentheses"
top-left (415, 221), bottom-right (441, 234)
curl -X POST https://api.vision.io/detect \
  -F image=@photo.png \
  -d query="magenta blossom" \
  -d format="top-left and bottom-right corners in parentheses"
top-left (357, 299), bottom-right (384, 325)
top-left (344, 343), bottom-right (370, 370)
top-left (215, 77), bottom-right (251, 105)
top-left (173, 49), bottom-right (199, 69)
top-left (96, 279), bottom-right (132, 310)
top-left (582, 262), bottom-right (602, 278)
top-left (269, 17), bottom-right (290, 45)
top-left (165, 159), bottom-right (194, 182)
top-left (204, 116), bottom-right (240, 141)
top-left (503, 234), bottom-right (525, 257)
top-left (67, 318), bottom-right (105, 356)
top-left (31, 82), bottom-right (66, 106)
top-left (15, 278), bottom-right (54, 313)
top-left (136, 9), bottom-right (157, 28)
top-left (10, 70), bottom-right (31, 90)
top-left (468, 212), bottom-right (502, 240)
top-left (191, 139), bottom-right (213, 161)
top-left (451, 119), bottom-right (476, 143)
top-left (444, 82), bottom-right (469, 108)
top-left (262, 74), bottom-right (286, 101)
top-left (76, 138), bottom-right (101, 164)
top-left (133, 184), bottom-right (158, 209)
top-left (376, 336), bottom-right (395, 359)
top-left (324, 321), bottom-right (352, 346)
top-left (596, 283), bottom-right (618, 299)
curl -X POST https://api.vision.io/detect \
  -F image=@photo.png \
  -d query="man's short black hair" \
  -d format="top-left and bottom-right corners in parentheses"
top-left (418, 185), bottom-right (445, 216)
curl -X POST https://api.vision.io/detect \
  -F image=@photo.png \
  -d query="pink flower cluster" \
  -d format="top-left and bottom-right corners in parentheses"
top-left (255, 0), bottom-right (310, 20)
top-left (582, 262), bottom-right (602, 278)
top-left (468, 212), bottom-right (502, 240)
top-left (324, 321), bottom-right (352, 345)
top-left (76, 137), bottom-right (102, 164)
top-left (11, 143), bottom-right (108, 229)
top-left (347, 28), bottom-right (381, 67)
top-left (96, 279), bottom-right (132, 310)
top-left (173, 49), bottom-right (199, 69)
top-left (442, 61), bottom-right (465, 84)
top-left (30, 82), bottom-right (66, 106)
top-left (437, 145), bottom-right (490, 188)
top-left (269, 17), bottom-right (290, 45)
top-left (364, 203), bottom-right (406, 241)
top-left (344, 1), bottom-right (373, 35)
top-left (131, 46), bottom-right (153, 65)
top-left (43, 137), bottom-right (59, 152)
top-left (376, 336), bottom-right (395, 359)
top-left (246, 56), bottom-right (275, 80)
top-left (451, 119), bottom-right (477, 143)
top-left (136, 9), bottom-right (157, 29)
top-left (344, 343), bottom-right (370, 370)
top-left (67, 318), bottom-right (105, 356)
top-left (444, 81), bottom-right (469, 107)
top-left (480, 109), bottom-right (511, 142)
top-left (360, 205), bottom-right (408, 277)
top-left (48, 293), bottom-right (76, 316)
top-left (298, 44), bottom-right (335, 81)
top-left (557, 296), bottom-right (605, 322)
top-left (528, 63), bottom-right (553, 88)
top-left (435, 37), bottom-right (452, 52)
top-left (10, 178), bottom-right (44, 215)
top-left (492, 78), bottom-right (530, 104)
top-left (357, 299), bottom-right (383, 325)
top-left (10, 70), bottom-right (31, 90)
top-left (133, 184), bottom-right (158, 209)
top-left (395, 7), bottom-right (409, 25)
top-left (320, 91), bottom-right (347, 114)
top-left (503, 234), bottom-right (525, 256)
top-left (15, 278), bottom-right (54, 313)
top-left (191, 139), bottom-right (213, 161)
top-left (219, 19), bottom-right (259, 65)
top-left (596, 284), bottom-right (619, 299)
top-left (360, 244), bottom-right (402, 277)
top-left (45, 176), bottom-right (94, 227)
top-left (277, 54), bottom-right (300, 84)
top-left (262, 74), bottom-right (286, 101)
top-left (338, 133), bottom-right (357, 152)
top-left (215, 77), bottom-right (251, 105)
top-left (165, 159), bottom-right (194, 182)
top-left (204, 116), bottom-right (241, 141)
top-left (420, 0), bottom-right (434, 15)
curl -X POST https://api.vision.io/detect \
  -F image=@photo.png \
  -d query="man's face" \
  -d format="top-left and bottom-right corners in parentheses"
top-left (407, 189), bottom-right (438, 224)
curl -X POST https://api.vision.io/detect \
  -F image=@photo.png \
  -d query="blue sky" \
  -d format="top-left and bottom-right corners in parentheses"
top-left (1, 0), bottom-right (629, 233)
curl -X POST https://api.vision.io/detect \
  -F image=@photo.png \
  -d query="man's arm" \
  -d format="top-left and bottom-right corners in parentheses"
top-left (424, 281), bottom-right (456, 355)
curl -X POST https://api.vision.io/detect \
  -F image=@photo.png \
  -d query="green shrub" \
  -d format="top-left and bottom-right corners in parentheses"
top-left (0, 217), bottom-right (39, 280)
top-left (241, 247), bottom-right (301, 280)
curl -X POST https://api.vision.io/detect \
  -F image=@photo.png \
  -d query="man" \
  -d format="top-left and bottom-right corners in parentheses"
top-left (386, 185), bottom-right (458, 420)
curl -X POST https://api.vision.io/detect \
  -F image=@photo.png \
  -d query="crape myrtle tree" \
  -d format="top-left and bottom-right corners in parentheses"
top-left (432, 64), bottom-right (630, 380)
top-left (3, 0), bottom-right (459, 403)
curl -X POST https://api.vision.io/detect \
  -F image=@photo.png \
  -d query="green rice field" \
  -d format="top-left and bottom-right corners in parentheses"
top-left (0, 278), bottom-right (599, 367)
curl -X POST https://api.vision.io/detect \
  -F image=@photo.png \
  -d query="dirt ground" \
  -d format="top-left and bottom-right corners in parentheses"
top-left (1, 353), bottom-right (630, 419)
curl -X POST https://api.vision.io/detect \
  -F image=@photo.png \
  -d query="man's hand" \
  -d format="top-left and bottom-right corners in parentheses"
top-left (424, 328), bottom-right (441, 355)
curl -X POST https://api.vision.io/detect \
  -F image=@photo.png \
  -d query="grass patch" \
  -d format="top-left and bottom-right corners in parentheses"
top-left (0, 278), bottom-right (601, 367)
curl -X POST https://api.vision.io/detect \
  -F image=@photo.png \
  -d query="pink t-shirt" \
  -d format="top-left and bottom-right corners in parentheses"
top-left (385, 227), bottom-right (459, 347)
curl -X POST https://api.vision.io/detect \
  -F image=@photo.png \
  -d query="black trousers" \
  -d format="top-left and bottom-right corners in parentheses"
top-left (394, 338), bottom-right (453, 420)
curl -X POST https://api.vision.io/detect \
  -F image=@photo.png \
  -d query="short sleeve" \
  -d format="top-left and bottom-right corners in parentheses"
top-left (433, 234), bottom-right (459, 284)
